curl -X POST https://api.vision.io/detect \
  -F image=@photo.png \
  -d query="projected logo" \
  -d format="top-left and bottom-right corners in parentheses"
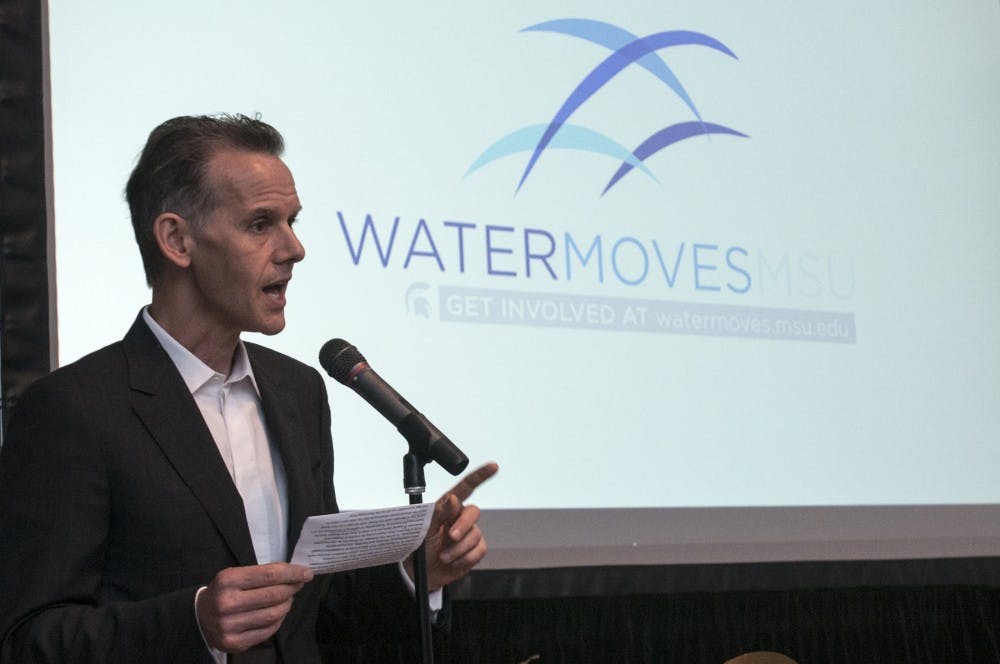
top-left (467, 18), bottom-right (748, 196)
top-left (405, 282), bottom-right (432, 318)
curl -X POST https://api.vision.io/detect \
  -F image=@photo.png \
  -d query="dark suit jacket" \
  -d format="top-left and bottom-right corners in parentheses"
top-left (0, 316), bottom-right (416, 663)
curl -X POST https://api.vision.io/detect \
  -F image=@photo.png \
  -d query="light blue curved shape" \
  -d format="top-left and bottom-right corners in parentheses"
top-left (466, 123), bottom-right (657, 182)
top-left (518, 30), bottom-right (738, 192)
top-left (522, 18), bottom-right (702, 122)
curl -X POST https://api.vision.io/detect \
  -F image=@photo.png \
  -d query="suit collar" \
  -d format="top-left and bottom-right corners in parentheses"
top-left (122, 314), bottom-right (259, 566)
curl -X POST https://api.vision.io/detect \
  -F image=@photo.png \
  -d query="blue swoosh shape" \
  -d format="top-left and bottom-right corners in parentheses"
top-left (518, 30), bottom-right (738, 192)
top-left (522, 19), bottom-right (703, 122)
top-left (466, 123), bottom-right (657, 182)
top-left (602, 121), bottom-right (748, 195)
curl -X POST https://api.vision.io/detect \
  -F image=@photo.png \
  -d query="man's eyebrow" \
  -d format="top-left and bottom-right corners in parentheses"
top-left (246, 206), bottom-right (302, 219)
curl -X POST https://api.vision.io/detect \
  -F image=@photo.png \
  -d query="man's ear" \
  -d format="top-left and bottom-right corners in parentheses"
top-left (152, 213), bottom-right (194, 269)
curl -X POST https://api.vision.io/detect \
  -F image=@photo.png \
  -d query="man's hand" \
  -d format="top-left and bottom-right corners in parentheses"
top-left (414, 462), bottom-right (498, 591)
top-left (195, 562), bottom-right (313, 653)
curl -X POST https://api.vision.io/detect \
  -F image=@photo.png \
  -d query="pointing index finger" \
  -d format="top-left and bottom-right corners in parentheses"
top-left (446, 462), bottom-right (499, 503)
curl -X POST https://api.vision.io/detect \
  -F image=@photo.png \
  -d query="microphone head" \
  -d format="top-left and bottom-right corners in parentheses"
top-left (318, 338), bottom-right (367, 384)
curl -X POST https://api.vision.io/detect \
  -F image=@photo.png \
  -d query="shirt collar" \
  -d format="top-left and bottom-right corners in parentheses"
top-left (142, 307), bottom-right (261, 396)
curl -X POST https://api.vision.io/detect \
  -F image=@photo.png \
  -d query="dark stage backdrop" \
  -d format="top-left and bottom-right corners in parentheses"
top-left (0, 0), bottom-right (55, 439)
top-left (330, 585), bottom-right (1000, 664)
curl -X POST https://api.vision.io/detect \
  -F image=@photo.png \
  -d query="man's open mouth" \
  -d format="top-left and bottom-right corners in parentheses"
top-left (263, 279), bottom-right (289, 300)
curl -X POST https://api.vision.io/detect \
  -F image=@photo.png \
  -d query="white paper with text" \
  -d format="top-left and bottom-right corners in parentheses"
top-left (290, 503), bottom-right (434, 575)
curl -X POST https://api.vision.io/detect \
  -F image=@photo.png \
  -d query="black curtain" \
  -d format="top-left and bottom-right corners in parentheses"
top-left (327, 584), bottom-right (1000, 663)
top-left (0, 0), bottom-right (53, 437)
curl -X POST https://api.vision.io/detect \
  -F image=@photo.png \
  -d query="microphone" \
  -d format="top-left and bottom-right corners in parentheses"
top-left (318, 339), bottom-right (469, 475)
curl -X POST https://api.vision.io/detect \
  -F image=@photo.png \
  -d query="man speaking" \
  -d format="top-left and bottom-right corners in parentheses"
top-left (0, 114), bottom-right (496, 663)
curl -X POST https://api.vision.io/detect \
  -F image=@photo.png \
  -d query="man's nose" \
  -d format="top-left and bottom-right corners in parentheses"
top-left (277, 224), bottom-right (306, 263)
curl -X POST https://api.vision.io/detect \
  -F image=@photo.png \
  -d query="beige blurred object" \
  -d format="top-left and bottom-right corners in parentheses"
top-left (724, 652), bottom-right (798, 664)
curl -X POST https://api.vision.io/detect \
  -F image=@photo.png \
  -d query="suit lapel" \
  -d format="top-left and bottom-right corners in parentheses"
top-left (247, 348), bottom-right (316, 558)
top-left (122, 316), bottom-right (258, 567)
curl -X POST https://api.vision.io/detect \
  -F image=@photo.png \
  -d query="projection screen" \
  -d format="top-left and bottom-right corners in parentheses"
top-left (48, 1), bottom-right (1000, 567)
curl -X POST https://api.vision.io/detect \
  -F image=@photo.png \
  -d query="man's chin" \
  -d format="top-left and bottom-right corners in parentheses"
top-left (253, 314), bottom-right (287, 336)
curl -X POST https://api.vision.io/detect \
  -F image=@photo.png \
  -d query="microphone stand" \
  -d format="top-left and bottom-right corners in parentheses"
top-left (403, 450), bottom-right (435, 664)
top-left (320, 340), bottom-right (470, 663)
top-left (395, 408), bottom-right (467, 664)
